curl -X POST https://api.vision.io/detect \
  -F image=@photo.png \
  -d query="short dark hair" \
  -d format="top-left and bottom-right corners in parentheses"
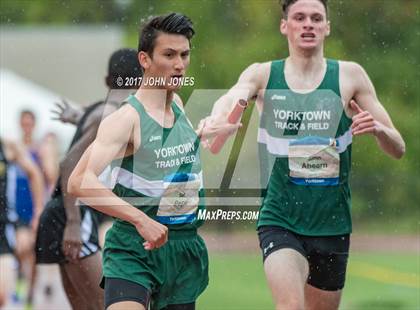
top-left (138, 13), bottom-right (195, 57)
top-left (281, 0), bottom-right (328, 18)
top-left (20, 110), bottom-right (35, 121)
top-left (107, 48), bottom-right (143, 89)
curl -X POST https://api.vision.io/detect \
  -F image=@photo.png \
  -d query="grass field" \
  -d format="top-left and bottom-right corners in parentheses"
top-left (197, 252), bottom-right (419, 309)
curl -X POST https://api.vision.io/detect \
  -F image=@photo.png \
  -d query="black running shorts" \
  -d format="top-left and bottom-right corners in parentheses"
top-left (258, 225), bottom-right (350, 291)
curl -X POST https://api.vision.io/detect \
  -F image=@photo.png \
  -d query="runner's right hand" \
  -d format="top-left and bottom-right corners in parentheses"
top-left (134, 215), bottom-right (168, 250)
top-left (196, 116), bottom-right (242, 141)
top-left (62, 221), bottom-right (83, 262)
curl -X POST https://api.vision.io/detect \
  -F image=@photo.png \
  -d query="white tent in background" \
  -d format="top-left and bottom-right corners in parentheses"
top-left (0, 69), bottom-right (77, 155)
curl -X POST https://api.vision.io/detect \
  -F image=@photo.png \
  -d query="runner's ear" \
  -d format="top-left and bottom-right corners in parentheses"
top-left (280, 19), bottom-right (287, 36)
top-left (139, 51), bottom-right (151, 70)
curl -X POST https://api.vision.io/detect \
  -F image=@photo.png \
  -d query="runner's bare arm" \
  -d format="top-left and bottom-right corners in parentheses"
top-left (68, 105), bottom-right (168, 249)
top-left (6, 140), bottom-right (45, 229)
top-left (210, 62), bottom-right (269, 117)
top-left (61, 105), bottom-right (113, 223)
top-left (68, 105), bottom-right (140, 219)
top-left (38, 133), bottom-right (59, 191)
top-left (170, 92), bottom-right (239, 140)
top-left (61, 105), bottom-right (116, 260)
top-left (345, 62), bottom-right (405, 159)
top-left (195, 63), bottom-right (269, 140)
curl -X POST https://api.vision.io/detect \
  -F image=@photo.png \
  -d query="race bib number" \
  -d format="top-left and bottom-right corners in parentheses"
top-left (156, 173), bottom-right (201, 224)
top-left (288, 136), bottom-right (340, 186)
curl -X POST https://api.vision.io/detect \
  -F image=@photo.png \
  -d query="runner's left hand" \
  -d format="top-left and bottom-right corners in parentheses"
top-left (350, 99), bottom-right (384, 136)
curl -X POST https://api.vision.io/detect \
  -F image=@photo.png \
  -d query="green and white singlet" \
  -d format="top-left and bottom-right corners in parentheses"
top-left (111, 95), bottom-right (204, 230)
top-left (257, 59), bottom-right (353, 236)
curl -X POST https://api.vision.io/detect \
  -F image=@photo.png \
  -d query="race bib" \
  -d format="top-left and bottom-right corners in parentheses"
top-left (288, 136), bottom-right (340, 186)
top-left (156, 173), bottom-right (201, 224)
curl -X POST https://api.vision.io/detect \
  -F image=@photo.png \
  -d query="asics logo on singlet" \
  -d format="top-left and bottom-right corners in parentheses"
top-left (308, 156), bottom-right (322, 161)
top-left (263, 241), bottom-right (274, 255)
top-left (149, 135), bottom-right (162, 142)
top-left (271, 94), bottom-right (286, 101)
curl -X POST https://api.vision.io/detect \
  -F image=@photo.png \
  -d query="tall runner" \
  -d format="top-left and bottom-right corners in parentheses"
top-left (205, 0), bottom-right (405, 309)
